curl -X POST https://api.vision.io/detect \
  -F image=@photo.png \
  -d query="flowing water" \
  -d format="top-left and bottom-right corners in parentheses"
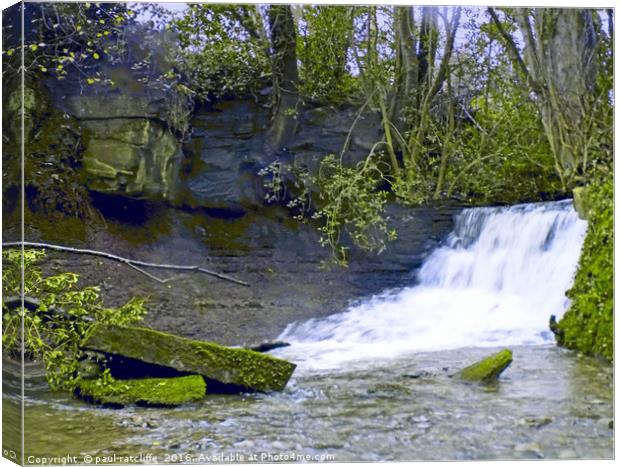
top-left (275, 199), bottom-right (588, 369)
top-left (3, 200), bottom-right (614, 462)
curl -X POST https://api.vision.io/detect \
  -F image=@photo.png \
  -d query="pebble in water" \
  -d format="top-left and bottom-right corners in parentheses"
top-left (515, 443), bottom-right (544, 459)
top-left (519, 416), bottom-right (553, 429)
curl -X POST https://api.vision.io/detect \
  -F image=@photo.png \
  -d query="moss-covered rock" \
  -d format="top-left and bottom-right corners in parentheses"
top-left (557, 175), bottom-right (613, 361)
top-left (457, 349), bottom-right (513, 382)
top-left (77, 375), bottom-right (205, 407)
top-left (572, 186), bottom-right (592, 220)
top-left (81, 324), bottom-right (296, 392)
top-left (81, 117), bottom-right (182, 199)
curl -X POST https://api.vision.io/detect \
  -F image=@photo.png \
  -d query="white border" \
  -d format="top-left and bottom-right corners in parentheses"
top-left (0, 2), bottom-right (616, 467)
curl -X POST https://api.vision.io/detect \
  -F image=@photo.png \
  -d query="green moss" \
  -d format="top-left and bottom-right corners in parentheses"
top-left (82, 324), bottom-right (296, 392)
top-left (557, 174), bottom-right (613, 361)
top-left (457, 349), bottom-right (513, 382)
top-left (77, 375), bottom-right (206, 407)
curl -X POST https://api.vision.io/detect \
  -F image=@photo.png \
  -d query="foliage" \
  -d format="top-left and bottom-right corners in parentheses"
top-left (173, 4), bottom-right (270, 100)
top-left (383, 10), bottom-right (569, 205)
top-left (441, 34), bottom-right (563, 204)
top-left (2, 2), bottom-right (135, 86)
top-left (312, 154), bottom-right (396, 266)
top-left (297, 6), bottom-right (359, 103)
top-left (557, 171), bottom-right (613, 361)
top-left (2, 250), bottom-right (147, 391)
top-left (488, 8), bottom-right (612, 189)
top-left (258, 161), bottom-right (286, 205)
top-left (256, 153), bottom-right (396, 265)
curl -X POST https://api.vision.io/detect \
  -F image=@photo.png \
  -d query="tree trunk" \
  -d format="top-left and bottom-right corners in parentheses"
top-left (434, 69), bottom-right (455, 200)
top-left (417, 7), bottom-right (439, 90)
top-left (267, 5), bottom-right (299, 150)
top-left (490, 8), bottom-right (599, 188)
top-left (390, 6), bottom-right (418, 128)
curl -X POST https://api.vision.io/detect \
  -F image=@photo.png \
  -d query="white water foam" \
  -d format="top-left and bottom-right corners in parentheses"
top-left (274, 200), bottom-right (588, 370)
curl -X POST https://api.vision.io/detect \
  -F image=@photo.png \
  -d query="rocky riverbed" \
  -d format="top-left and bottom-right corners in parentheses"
top-left (3, 346), bottom-right (613, 461)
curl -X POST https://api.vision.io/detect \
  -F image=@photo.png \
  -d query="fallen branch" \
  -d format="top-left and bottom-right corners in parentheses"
top-left (2, 241), bottom-right (250, 287)
top-left (3, 295), bottom-right (94, 322)
top-left (125, 262), bottom-right (183, 284)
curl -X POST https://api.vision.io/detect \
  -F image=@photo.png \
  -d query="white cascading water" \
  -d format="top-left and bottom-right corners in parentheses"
top-left (274, 200), bottom-right (588, 371)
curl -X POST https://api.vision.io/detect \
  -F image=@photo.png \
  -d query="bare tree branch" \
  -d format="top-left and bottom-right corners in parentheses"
top-left (125, 262), bottom-right (183, 284)
top-left (2, 242), bottom-right (250, 287)
top-left (487, 7), bottom-right (541, 93)
top-left (427, 6), bottom-right (461, 101)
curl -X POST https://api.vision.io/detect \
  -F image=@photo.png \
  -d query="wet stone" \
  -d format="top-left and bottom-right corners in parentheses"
top-left (457, 349), bottom-right (513, 383)
top-left (519, 416), bottom-right (554, 428)
top-left (367, 383), bottom-right (412, 395)
top-left (515, 443), bottom-right (544, 459)
top-left (402, 370), bottom-right (437, 379)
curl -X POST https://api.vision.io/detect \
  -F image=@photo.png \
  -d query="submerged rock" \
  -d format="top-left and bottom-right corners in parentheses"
top-left (77, 375), bottom-right (206, 407)
top-left (81, 324), bottom-right (296, 392)
top-left (519, 416), bottom-right (554, 428)
top-left (402, 367), bottom-right (450, 379)
top-left (456, 349), bottom-right (513, 382)
top-left (367, 382), bottom-right (412, 395)
top-left (514, 442), bottom-right (544, 459)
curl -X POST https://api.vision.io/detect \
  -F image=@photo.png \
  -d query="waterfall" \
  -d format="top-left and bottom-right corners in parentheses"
top-left (274, 200), bottom-right (588, 370)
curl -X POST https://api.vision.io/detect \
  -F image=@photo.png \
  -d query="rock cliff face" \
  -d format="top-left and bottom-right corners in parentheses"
top-left (46, 75), bottom-right (384, 212)
top-left (75, 105), bottom-right (183, 199)
top-left (50, 79), bottom-right (183, 199)
top-left (179, 99), bottom-right (383, 211)
top-left (41, 26), bottom-right (190, 202)
top-left (49, 85), bottom-right (386, 212)
top-left (27, 26), bottom-right (387, 212)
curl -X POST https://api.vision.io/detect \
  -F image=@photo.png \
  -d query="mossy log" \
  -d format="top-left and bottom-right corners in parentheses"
top-left (77, 375), bottom-right (205, 407)
top-left (457, 349), bottom-right (513, 382)
top-left (81, 324), bottom-right (296, 392)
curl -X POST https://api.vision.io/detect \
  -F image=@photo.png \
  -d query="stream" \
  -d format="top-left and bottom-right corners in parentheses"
top-left (3, 200), bottom-right (614, 462)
